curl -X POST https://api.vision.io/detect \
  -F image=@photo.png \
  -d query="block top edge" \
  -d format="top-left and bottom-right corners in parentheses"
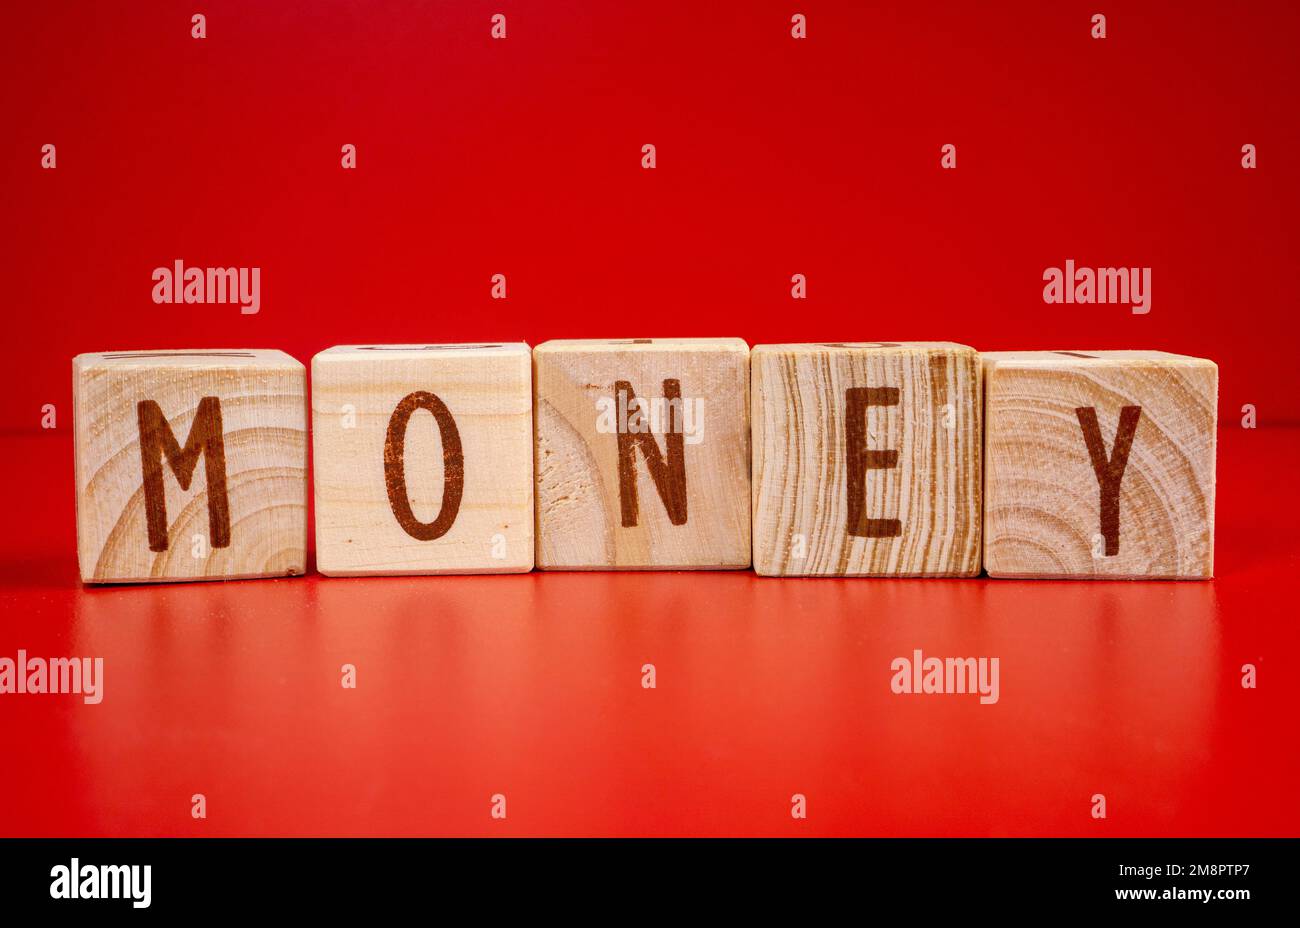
top-left (316, 342), bottom-right (530, 360)
top-left (752, 341), bottom-right (975, 354)
top-left (534, 338), bottom-right (749, 353)
top-left (74, 349), bottom-right (303, 369)
top-left (981, 349), bottom-right (1215, 367)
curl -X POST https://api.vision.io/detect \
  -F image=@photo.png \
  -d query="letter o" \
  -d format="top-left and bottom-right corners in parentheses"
top-left (383, 391), bottom-right (464, 540)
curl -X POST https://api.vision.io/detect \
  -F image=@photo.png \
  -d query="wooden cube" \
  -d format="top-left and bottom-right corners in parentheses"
top-left (533, 338), bottom-right (750, 569)
top-left (983, 350), bottom-right (1217, 578)
top-left (311, 343), bottom-right (534, 575)
top-left (73, 349), bottom-right (307, 583)
top-left (751, 342), bottom-right (982, 577)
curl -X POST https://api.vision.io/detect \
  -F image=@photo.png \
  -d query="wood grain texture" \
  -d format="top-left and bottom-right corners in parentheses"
top-left (73, 349), bottom-right (307, 583)
top-left (983, 350), bottom-right (1217, 579)
top-left (751, 342), bottom-right (981, 577)
top-left (533, 338), bottom-right (750, 569)
top-left (311, 343), bottom-right (534, 575)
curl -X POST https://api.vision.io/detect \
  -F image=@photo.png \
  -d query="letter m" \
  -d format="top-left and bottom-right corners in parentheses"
top-left (137, 396), bottom-right (231, 552)
top-left (101, 865), bottom-right (129, 900)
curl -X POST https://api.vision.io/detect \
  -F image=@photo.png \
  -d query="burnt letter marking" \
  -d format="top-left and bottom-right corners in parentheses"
top-left (1075, 405), bottom-right (1142, 556)
top-left (615, 379), bottom-right (687, 528)
top-left (137, 396), bottom-right (230, 552)
top-left (384, 391), bottom-right (464, 541)
top-left (846, 387), bottom-right (902, 538)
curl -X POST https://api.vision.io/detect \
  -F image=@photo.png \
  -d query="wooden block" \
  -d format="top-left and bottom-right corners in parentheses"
top-left (751, 342), bottom-right (982, 577)
top-left (533, 338), bottom-right (750, 569)
top-left (983, 350), bottom-right (1217, 578)
top-left (311, 343), bottom-right (534, 575)
top-left (73, 349), bottom-right (307, 583)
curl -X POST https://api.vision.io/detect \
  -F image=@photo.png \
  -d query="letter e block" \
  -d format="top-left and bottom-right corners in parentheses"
top-left (983, 350), bottom-right (1217, 578)
top-left (73, 349), bottom-right (307, 583)
top-left (311, 344), bottom-right (534, 575)
top-left (751, 342), bottom-right (982, 576)
top-left (533, 338), bottom-right (750, 569)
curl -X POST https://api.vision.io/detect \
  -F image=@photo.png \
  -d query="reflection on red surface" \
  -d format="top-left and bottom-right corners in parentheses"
top-left (2, 429), bottom-right (1297, 836)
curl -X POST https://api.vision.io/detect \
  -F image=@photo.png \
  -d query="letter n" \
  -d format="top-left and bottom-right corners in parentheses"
top-left (137, 397), bottom-right (230, 552)
top-left (384, 391), bottom-right (464, 540)
top-left (616, 379), bottom-right (686, 527)
top-left (845, 387), bottom-right (902, 537)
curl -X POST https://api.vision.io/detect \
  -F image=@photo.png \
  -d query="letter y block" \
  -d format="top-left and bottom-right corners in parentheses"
top-left (73, 349), bottom-right (307, 582)
top-left (982, 350), bottom-right (1217, 577)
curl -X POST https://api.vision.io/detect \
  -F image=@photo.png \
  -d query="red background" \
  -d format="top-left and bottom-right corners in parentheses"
top-left (2, 2), bottom-right (1298, 836)
top-left (4, 1), bottom-right (1300, 423)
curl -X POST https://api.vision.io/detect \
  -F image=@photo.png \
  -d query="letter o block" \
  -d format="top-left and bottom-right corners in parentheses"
top-left (311, 344), bottom-right (534, 575)
top-left (73, 350), bottom-right (307, 583)
top-left (983, 350), bottom-right (1217, 578)
top-left (751, 343), bottom-right (982, 576)
top-left (533, 338), bottom-right (750, 569)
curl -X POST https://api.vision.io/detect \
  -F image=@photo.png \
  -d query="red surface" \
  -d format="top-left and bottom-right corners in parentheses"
top-left (1, 427), bottom-right (1297, 836)
top-left (2, 2), bottom-right (1298, 837)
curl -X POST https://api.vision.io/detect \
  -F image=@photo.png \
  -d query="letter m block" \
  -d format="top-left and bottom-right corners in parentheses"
top-left (73, 350), bottom-right (307, 583)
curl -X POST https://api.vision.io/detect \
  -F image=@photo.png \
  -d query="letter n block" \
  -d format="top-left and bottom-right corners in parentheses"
top-left (73, 350), bottom-right (307, 583)
top-left (311, 344), bottom-right (534, 575)
top-left (983, 350), bottom-right (1217, 578)
top-left (533, 338), bottom-right (750, 569)
top-left (751, 343), bottom-right (982, 576)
